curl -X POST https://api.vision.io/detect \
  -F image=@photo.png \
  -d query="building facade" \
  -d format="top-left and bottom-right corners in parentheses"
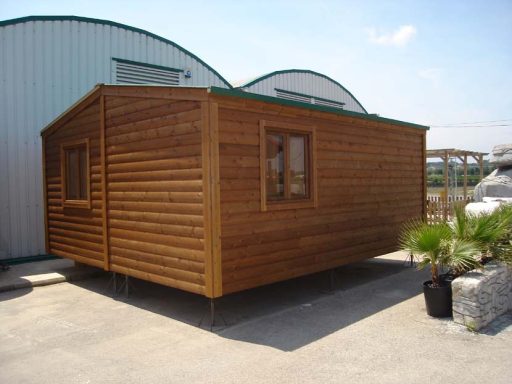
top-left (41, 84), bottom-right (426, 297)
top-left (0, 16), bottom-right (231, 259)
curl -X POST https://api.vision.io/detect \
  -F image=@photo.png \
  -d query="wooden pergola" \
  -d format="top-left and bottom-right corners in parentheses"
top-left (426, 148), bottom-right (488, 202)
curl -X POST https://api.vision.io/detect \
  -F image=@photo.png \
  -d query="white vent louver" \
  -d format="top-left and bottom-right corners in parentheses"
top-left (313, 99), bottom-right (345, 109)
top-left (114, 59), bottom-right (181, 85)
top-left (275, 89), bottom-right (311, 103)
top-left (275, 88), bottom-right (345, 109)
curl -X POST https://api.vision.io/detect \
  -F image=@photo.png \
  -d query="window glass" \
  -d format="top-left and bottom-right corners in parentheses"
top-left (261, 123), bottom-right (314, 210)
top-left (79, 148), bottom-right (87, 199)
top-left (266, 133), bottom-right (285, 200)
top-left (289, 135), bottom-right (307, 198)
top-left (63, 144), bottom-right (88, 202)
top-left (66, 149), bottom-right (79, 200)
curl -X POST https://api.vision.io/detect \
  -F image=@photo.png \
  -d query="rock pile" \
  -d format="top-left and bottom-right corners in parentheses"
top-left (473, 144), bottom-right (512, 202)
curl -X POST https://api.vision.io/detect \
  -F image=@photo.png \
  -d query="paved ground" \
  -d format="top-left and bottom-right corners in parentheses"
top-left (0, 258), bottom-right (102, 293)
top-left (1, 252), bottom-right (511, 384)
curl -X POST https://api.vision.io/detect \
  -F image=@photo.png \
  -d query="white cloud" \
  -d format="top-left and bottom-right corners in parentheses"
top-left (367, 25), bottom-right (417, 46)
top-left (418, 68), bottom-right (442, 86)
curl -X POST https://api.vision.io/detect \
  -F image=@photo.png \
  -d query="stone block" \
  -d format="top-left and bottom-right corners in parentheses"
top-left (452, 262), bottom-right (512, 331)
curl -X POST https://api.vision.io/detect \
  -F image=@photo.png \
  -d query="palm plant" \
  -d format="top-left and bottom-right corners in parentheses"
top-left (399, 221), bottom-right (481, 287)
top-left (451, 204), bottom-right (512, 266)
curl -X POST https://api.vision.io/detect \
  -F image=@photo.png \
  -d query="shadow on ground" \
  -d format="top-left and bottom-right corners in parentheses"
top-left (0, 258), bottom-right (99, 302)
top-left (0, 283), bottom-right (33, 301)
top-left (69, 256), bottom-right (424, 351)
top-left (480, 312), bottom-right (512, 336)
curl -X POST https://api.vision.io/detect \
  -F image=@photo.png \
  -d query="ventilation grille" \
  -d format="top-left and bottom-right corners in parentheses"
top-left (276, 89), bottom-right (311, 103)
top-left (115, 60), bottom-right (181, 85)
top-left (275, 88), bottom-right (345, 109)
top-left (313, 99), bottom-right (345, 108)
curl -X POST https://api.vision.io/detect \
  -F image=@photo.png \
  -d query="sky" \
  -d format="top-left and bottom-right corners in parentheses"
top-left (1, 0), bottom-right (511, 155)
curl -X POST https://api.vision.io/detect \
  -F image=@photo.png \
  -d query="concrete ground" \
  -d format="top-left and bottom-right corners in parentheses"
top-left (0, 258), bottom-right (102, 293)
top-left (1, 252), bottom-right (511, 384)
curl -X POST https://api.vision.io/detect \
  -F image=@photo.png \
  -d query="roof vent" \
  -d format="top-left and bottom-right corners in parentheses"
top-left (275, 88), bottom-right (345, 109)
top-left (114, 58), bottom-right (181, 85)
top-left (276, 89), bottom-right (311, 103)
top-left (313, 98), bottom-right (345, 109)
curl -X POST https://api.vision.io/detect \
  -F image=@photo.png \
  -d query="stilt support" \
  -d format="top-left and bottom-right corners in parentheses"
top-left (329, 269), bottom-right (335, 291)
top-left (210, 298), bottom-right (215, 331)
top-left (125, 275), bottom-right (129, 298)
top-left (404, 252), bottom-right (416, 267)
top-left (112, 271), bottom-right (117, 294)
top-left (321, 269), bottom-right (337, 294)
top-left (110, 272), bottom-right (134, 298)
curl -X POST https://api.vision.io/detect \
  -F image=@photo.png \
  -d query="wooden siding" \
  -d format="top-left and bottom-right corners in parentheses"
top-left (43, 87), bottom-right (210, 296)
top-left (44, 100), bottom-right (104, 268)
top-left (104, 95), bottom-right (207, 296)
top-left (213, 96), bottom-right (425, 294)
top-left (43, 85), bottom-right (426, 299)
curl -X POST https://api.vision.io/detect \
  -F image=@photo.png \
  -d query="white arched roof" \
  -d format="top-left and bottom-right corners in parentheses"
top-left (236, 69), bottom-right (367, 114)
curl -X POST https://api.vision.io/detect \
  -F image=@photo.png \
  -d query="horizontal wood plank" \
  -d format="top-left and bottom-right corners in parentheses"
top-left (216, 96), bottom-right (425, 293)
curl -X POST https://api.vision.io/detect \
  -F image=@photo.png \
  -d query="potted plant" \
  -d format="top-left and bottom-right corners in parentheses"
top-left (399, 221), bottom-right (480, 318)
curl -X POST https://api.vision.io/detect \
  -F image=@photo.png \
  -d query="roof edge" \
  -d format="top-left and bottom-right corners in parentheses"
top-left (41, 84), bottom-right (103, 136)
top-left (0, 15), bottom-right (232, 89)
top-left (238, 69), bottom-right (368, 114)
top-left (41, 84), bottom-right (429, 136)
top-left (209, 86), bottom-right (429, 131)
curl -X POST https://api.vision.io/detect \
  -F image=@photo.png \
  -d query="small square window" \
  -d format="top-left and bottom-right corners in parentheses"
top-left (260, 120), bottom-right (317, 211)
top-left (61, 139), bottom-right (91, 208)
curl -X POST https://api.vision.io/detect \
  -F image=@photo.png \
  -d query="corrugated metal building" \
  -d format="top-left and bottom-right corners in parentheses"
top-left (235, 70), bottom-right (367, 114)
top-left (0, 16), bottom-right (231, 259)
top-left (1, 16), bottom-right (370, 261)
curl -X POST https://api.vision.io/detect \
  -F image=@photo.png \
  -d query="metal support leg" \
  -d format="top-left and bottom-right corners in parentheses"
top-left (329, 269), bottom-right (335, 291)
top-left (125, 275), bottom-right (129, 298)
top-left (113, 272), bottom-right (117, 294)
top-left (321, 269), bottom-right (336, 294)
top-left (404, 252), bottom-right (416, 267)
top-left (198, 298), bottom-right (225, 330)
top-left (210, 298), bottom-right (215, 331)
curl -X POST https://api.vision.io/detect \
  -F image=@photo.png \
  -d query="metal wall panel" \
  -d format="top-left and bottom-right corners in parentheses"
top-left (0, 17), bottom-right (230, 259)
top-left (240, 71), bottom-right (367, 114)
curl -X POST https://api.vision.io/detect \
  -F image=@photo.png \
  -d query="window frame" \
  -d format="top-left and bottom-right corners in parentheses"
top-left (60, 138), bottom-right (91, 209)
top-left (259, 120), bottom-right (317, 211)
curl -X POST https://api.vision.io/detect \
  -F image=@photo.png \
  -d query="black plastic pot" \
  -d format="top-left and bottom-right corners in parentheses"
top-left (439, 273), bottom-right (456, 284)
top-left (423, 281), bottom-right (452, 318)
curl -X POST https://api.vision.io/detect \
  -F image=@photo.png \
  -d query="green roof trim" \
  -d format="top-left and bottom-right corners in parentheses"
top-left (209, 86), bottom-right (429, 131)
top-left (0, 15), bottom-right (232, 89)
top-left (238, 69), bottom-right (368, 114)
top-left (113, 57), bottom-right (184, 73)
top-left (275, 88), bottom-right (346, 107)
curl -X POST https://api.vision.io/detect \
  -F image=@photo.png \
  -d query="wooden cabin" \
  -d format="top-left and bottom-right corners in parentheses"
top-left (41, 84), bottom-right (428, 298)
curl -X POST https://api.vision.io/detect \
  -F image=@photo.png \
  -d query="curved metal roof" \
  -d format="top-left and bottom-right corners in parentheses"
top-left (237, 69), bottom-right (367, 113)
top-left (0, 15), bottom-right (232, 89)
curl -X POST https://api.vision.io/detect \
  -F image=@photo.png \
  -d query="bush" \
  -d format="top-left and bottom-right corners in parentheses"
top-left (451, 204), bottom-right (512, 267)
top-left (400, 204), bottom-right (512, 281)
